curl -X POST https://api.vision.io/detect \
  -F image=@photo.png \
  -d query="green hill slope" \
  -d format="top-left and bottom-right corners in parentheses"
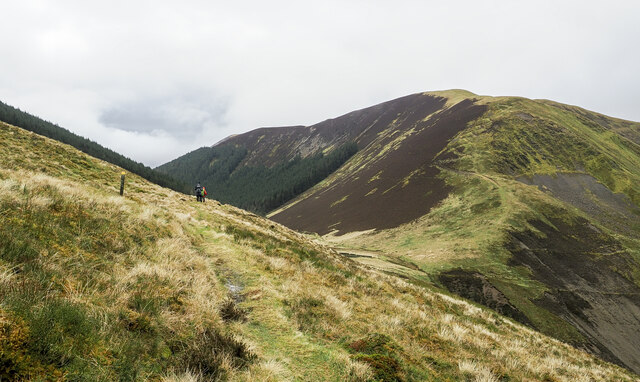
top-left (0, 100), bottom-right (187, 194)
top-left (270, 91), bottom-right (640, 373)
top-left (1, 123), bottom-right (636, 380)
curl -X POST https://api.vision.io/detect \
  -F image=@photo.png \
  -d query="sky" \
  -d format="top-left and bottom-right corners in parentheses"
top-left (1, 1), bottom-right (639, 167)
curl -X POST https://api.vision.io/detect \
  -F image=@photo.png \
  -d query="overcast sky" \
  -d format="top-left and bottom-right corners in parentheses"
top-left (1, 1), bottom-right (639, 167)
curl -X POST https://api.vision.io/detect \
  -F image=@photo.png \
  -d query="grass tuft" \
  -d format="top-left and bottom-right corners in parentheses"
top-left (173, 326), bottom-right (255, 381)
top-left (348, 333), bottom-right (405, 382)
top-left (219, 298), bottom-right (248, 322)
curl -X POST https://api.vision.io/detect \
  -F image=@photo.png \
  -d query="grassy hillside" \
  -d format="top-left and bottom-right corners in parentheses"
top-left (0, 100), bottom-right (187, 194)
top-left (1, 125), bottom-right (637, 380)
top-left (301, 91), bottom-right (640, 373)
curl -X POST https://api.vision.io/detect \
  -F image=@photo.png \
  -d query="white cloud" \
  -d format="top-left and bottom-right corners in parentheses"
top-left (0, 0), bottom-right (638, 166)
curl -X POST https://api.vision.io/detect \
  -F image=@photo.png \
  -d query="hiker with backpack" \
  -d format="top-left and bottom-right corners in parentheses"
top-left (194, 182), bottom-right (203, 202)
top-left (194, 182), bottom-right (208, 203)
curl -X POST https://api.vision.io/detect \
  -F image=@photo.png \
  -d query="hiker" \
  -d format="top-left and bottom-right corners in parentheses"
top-left (201, 186), bottom-right (207, 203)
top-left (194, 182), bottom-right (203, 202)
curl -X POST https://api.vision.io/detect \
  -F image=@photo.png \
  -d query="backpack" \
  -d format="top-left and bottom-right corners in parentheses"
top-left (196, 187), bottom-right (202, 197)
top-left (202, 187), bottom-right (207, 196)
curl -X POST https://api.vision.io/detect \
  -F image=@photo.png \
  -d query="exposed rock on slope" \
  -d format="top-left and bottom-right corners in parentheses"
top-left (518, 173), bottom-right (640, 237)
top-left (438, 269), bottom-right (533, 325)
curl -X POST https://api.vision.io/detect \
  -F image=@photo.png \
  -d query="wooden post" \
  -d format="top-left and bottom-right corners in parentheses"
top-left (120, 172), bottom-right (126, 196)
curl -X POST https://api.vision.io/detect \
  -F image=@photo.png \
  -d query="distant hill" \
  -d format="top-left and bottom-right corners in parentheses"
top-left (0, 100), bottom-right (187, 193)
top-left (159, 90), bottom-right (640, 373)
top-left (156, 92), bottom-right (468, 214)
top-left (156, 135), bottom-right (358, 215)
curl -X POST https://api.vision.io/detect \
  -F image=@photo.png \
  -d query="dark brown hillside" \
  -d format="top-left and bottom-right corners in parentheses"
top-left (270, 99), bottom-right (487, 234)
top-left (157, 93), bottom-right (457, 215)
top-left (222, 93), bottom-right (449, 168)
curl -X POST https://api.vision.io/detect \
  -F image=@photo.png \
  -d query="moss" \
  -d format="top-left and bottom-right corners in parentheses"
top-left (0, 310), bottom-right (64, 381)
top-left (120, 309), bottom-right (155, 333)
top-left (27, 300), bottom-right (102, 372)
top-left (285, 297), bottom-right (335, 334)
top-left (348, 333), bottom-right (401, 355)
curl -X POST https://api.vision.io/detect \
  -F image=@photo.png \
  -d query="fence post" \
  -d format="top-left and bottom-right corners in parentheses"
top-left (120, 172), bottom-right (126, 196)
